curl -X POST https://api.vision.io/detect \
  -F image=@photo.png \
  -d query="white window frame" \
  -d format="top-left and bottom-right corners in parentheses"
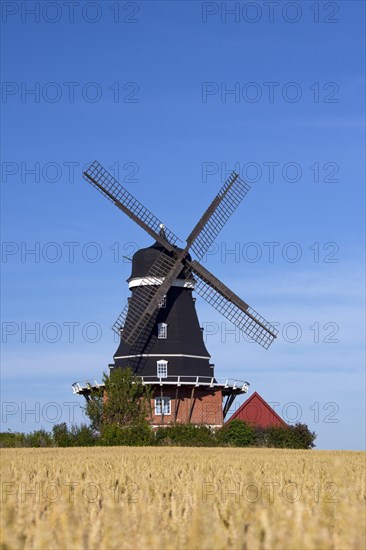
top-left (158, 295), bottom-right (167, 308)
top-left (155, 397), bottom-right (171, 415)
top-left (157, 322), bottom-right (168, 339)
top-left (156, 360), bottom-right (168, 378)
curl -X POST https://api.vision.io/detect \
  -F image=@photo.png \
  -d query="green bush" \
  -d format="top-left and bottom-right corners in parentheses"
top-left (101, 423), bottom-right (153, 446)
top-left (291, 423), bottom-right (316, 449)
top-left (267, 423), bottom-right (316, 449)
top-left (0, 432), bottom-right (27, 448)
top-left (52, 423), bottom-right (73, 447)
top-left (252, 426), bottom-right (269, 447)
top-left (155, 424), bottom-right (216, 446)
top-left (216, 420), bottom-right (255, 447)
top-left (25, 429), bottom-right (53, 448)
top-left (70, 424), bottom-right (98, 446)
top-left (51, 423), bottom-right (98, 447)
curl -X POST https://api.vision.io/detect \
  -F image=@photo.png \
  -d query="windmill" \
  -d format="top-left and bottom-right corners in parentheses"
top-left (72, 161), bottom-right (278, 426)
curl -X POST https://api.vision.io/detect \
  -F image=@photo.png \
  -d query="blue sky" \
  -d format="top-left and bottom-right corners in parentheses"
top-left (1, 1), bottom-right (365, 449)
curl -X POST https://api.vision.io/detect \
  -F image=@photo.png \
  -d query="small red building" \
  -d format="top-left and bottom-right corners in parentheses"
top-left (226, 391), bottom-right (287, 428)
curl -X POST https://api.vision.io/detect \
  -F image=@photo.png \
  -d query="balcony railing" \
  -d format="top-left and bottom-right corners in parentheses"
top-left (72, 375), bottom-right (250, 395)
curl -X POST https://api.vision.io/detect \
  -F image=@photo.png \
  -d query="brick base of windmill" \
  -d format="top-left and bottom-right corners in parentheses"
top-left (73, 380), bottom-right (286, 429)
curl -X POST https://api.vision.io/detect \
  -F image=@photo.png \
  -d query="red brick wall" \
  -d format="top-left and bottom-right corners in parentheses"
top-left (149, 387), bottom-right (223, 426)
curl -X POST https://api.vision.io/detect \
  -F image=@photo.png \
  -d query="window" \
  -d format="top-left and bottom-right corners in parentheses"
top-left (155, 397), bottom-right (171, 415)
top-left (157, 360), bottom-right (168, 378)
top-left (158, 295), bottom-right (167, 308)
top-left (158, 322), bottom-right (167, 339)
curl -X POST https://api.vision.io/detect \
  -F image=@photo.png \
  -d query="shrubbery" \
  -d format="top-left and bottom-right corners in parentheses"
top-left (215, 421), bottom-right (315, 449)
top-left (100, 423), bottom-right (153, 446)
top-left (155, 424), bottom-right (215, 446)
top-left (266, 423), bottom-right (316, 449)
top-left (0, 420), bottom-right (316, 449)
top-left (51, 423), bottom-right (98, 447)
top-left (216, 419), bottom-right (255, 447)
top-left (0, 424), bottom-right (96, 448)
top-left (0, 432), bottom-right (27, 448)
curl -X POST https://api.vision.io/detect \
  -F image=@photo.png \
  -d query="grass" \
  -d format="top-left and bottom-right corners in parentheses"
top-left (1, 447), bottom-right (365, 549)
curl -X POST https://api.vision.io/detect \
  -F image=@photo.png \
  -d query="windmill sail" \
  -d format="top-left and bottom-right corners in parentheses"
top-left (188, 260), bottom-right (278, 349)
top-left (83, 161), bottom-right (180, 250)
top-left (186, 171), bottom-right (251, 260)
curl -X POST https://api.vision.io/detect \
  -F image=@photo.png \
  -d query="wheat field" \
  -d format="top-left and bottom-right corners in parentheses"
top-left (1, 447), bottom-right (365, 550)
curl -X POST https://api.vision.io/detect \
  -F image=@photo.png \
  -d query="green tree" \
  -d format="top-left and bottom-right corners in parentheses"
top-left (216, 420), bottom-right (255, 447)
top-left (84, 368), bottom-right (152, 440)
top-left (103, 368), bottom-right (152, 426)
top-left (84, 388), bottom-right (104, 432)
top-left (0, 432), bottom-right (27, 448)
top-left (25, 429), bottom-right (53, 447)
top-left (70, 424), bottom-right (98, 446)
top-left (291, 423), bottom-right (316, 449)
top-left (52, 422), bottom-right (73, 447)
top-left (267, 423), bottom-right (316, 449)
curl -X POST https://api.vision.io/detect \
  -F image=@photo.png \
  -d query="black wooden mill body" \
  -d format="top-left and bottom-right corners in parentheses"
top-left (113, 241), bottom-right (213, 379)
